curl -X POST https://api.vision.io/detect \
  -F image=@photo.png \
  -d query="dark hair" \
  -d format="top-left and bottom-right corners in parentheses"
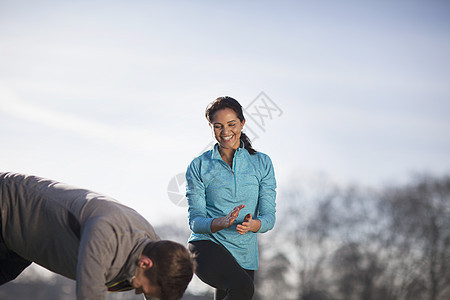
top-left (205, 96), bottom-right (257, 155)
top-left (142, 240), bottom-right (195, 300)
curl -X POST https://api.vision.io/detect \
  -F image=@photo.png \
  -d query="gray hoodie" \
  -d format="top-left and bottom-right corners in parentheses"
top-left (0, 172), bottom-right (160, 299)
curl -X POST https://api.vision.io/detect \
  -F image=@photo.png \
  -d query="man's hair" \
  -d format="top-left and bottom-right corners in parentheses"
top-left (142, 240), bottom-right (195, 300)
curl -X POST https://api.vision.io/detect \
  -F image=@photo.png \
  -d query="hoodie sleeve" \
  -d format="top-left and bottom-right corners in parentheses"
top-left (257, 154), bottom-right (277, 233)
top-left (76, 218), bottom-right (117, 300)
top-left (186, 159), bottom-right (214, 234)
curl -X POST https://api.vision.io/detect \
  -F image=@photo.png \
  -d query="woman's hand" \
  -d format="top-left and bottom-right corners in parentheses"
top-left (211, 204), bottom-right (245, 233)
top-left (236, 214), bottom-right (262, 235)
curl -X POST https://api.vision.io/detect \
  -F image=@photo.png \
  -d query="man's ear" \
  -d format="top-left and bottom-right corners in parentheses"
top-left (138, 255), bottom-right (153, 270)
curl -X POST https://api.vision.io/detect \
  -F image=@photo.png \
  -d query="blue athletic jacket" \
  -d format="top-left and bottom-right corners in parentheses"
top-left (186, 143), bottom-right (276, 270)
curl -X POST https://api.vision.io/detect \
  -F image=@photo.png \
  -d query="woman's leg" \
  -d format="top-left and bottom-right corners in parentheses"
top-left (215, 269), bottom-right (254, 300)
top-left (188, 240), bottom-right (254, 300)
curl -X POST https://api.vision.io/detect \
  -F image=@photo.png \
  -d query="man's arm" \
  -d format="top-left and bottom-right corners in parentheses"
top-left (76, 218), bottom-right (117, 300)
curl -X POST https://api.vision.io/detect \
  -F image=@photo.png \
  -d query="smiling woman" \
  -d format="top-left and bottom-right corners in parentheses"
top-left (186, 96), bottom-right (277, 299)
top-left (206, 96), bottom-right (257, 157)
top-left (210, 110), bottom-right (243, 150)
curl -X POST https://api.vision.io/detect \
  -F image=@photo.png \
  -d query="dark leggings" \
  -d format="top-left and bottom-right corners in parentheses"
top-left (188, 240), bottom-right (255, 300)
top-left (0, 227), bottom-right (32, 285)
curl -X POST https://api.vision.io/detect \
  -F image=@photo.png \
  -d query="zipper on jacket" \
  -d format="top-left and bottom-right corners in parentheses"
top-left (232, 169), bottom-right (236, 198)
top-left (219, 149), bottom-right (238, 198)
top-left (232, 151), bottom-right (237, 198)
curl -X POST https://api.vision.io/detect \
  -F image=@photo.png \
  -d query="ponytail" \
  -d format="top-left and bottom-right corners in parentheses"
top-left (240, 132), bottom-right (257, 155)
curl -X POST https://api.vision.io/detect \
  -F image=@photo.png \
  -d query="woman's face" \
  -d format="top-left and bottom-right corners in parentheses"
top-left (210, 108), bottom-right (245, 151)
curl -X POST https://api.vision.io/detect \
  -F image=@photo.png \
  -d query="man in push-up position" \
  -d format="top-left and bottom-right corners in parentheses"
top-left (0, 172), bottom-right (194, 300)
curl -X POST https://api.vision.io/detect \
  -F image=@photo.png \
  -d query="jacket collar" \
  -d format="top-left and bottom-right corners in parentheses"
top-left (211, 141), bottom-right (244, 160)
top-left (124, 238), bottom-right (152, 282)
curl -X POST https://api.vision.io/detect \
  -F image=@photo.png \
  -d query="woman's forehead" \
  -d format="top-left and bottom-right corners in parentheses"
top-left (211, 108), bottom-right (239, 122)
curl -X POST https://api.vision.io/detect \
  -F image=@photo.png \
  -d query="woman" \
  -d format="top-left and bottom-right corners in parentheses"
top-left (186, 96), bottom-right (277, 299)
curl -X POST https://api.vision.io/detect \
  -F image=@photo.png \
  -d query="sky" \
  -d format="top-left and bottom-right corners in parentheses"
top-left (1, 0), bottom-right (449, 228)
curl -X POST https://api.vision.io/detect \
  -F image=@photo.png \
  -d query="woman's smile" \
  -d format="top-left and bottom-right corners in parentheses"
top-left (221, 135), bottom-right (234, 142)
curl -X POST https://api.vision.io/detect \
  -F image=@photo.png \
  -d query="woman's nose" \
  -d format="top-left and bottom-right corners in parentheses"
top-left (222, 127), bottom-right (230, 135)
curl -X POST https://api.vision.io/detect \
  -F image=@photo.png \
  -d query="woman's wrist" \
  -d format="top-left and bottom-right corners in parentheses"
top-left (210, 217), bottom-right (224, 233)
top-left (250, 219), bottom-right (262, 232)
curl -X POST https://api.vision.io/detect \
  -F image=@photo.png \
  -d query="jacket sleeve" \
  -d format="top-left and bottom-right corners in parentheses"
top-left (257, 155), bottom-right (277, 233)
top-left (186, 159), bottom-right (214, 234)
top-left (76, 218), bottom-right (117, 300)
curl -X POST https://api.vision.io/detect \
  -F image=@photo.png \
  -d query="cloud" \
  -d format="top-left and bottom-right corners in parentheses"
top-left (0, 83), bottom-right (180, 152)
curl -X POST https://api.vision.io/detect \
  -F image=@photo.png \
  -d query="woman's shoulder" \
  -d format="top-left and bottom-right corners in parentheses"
top-left (188, 149), bottom-right (214, 166)
top-left (246, 149), bottom-right (273, 163)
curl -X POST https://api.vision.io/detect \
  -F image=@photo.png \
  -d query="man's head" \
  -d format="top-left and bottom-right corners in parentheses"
top-left (131, 240), bottom-right (195, 300)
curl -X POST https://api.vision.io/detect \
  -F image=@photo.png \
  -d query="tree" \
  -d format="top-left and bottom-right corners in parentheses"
top-left (378, 175), bottom-right (450, 300)
top-left (255, 173), bottom-right (450, 300)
